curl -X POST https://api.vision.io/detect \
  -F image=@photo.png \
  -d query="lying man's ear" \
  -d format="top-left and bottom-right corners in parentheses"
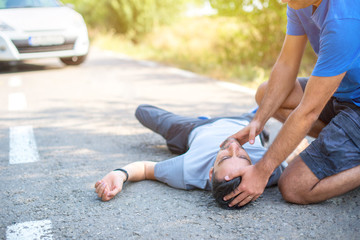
top-left (209, 167), bottom-right (214, 181)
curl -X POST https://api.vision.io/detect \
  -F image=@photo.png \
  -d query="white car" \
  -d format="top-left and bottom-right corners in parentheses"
top-left (0, 0), bottom-right (89, 65)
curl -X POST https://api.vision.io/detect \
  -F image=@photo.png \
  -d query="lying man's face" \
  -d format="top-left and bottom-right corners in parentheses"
top-left (209, 137), bottom-right (252, 182)
top-left (209, 137), bottom-right (253, 209)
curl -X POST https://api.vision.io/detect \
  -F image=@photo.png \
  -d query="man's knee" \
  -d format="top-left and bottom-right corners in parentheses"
top-left (255, 81), bottom-right (268, 105)
top-left (278, 173), bottom-right (310, 205)
top-left (278, 157), bottom-right (319, 205)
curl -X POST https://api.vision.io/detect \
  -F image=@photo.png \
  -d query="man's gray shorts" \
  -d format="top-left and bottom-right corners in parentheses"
top-left (298, 77), bottom-right (360, 179)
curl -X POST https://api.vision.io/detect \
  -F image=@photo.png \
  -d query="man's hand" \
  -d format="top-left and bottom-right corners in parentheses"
top-left (94, 171), bottom-right (126, 201)
top-left (223, 164), bottom-right (270, 207)
top-left (222, 120), bottom-right (263, 146)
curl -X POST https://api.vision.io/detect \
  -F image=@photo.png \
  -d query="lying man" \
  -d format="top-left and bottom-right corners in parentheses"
top-left (95, 104), bottom-right (289, 209)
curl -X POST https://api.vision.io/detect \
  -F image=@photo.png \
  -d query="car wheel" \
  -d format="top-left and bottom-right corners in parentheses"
top-left (60, 55), bottom-right (87, 65)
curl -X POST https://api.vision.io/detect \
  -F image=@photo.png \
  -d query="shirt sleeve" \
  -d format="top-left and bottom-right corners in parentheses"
top-left (154, 155), bottom-right (186, 190)
top-left (312, 19), bottom-right (360, 77)
top-left (286, 6), bottom-right (306, 36)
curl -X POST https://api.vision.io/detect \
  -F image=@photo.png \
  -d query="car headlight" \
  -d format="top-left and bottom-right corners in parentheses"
top-left (0, 21), bottom-right (14, 31)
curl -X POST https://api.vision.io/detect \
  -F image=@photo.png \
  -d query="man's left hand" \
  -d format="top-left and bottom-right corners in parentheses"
top-left (223, 164), bottom-right (270, 207)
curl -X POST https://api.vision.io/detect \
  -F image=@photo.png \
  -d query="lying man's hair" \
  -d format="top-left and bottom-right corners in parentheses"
top-left (211, 174), bottom-right (243, 210)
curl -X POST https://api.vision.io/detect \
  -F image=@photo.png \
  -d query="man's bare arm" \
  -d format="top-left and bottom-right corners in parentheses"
top-left (94, 161), bottom-right (156, 201)
top-left (259, 73), bottom-right (345, 174)
top-left (230, 34), bottom-right (308, 145)
top-left (225, 73), bottom-right (345, 207)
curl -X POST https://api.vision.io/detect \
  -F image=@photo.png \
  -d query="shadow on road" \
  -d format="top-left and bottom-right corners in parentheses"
top-left (0, 60), bottom-right (64, 74)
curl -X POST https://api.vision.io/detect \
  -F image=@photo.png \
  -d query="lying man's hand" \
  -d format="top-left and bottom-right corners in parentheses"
top-left (221, 120), bottom-right (263, 147)
top-left (95, 171), bottom-right (126, 201)
top-left (223, 164), bottom-right (269, 207)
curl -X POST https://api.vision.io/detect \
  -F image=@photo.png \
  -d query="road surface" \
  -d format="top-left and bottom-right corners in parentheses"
top-left (0, 48), bottom-right (359, 239)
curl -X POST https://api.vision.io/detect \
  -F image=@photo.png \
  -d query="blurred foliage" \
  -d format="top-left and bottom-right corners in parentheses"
top-left (61, 0), bottom-right (187, 42)
top-left (63, 0), bottom-right (316, 87)
top-left (209, 0), bottom-right (288, 67)
top-left (209, 0), bottom-right (276, 15)
top-left (92, 16), bottom-right (315, 88)
top-left (210, 0), bottom-right (316, 71)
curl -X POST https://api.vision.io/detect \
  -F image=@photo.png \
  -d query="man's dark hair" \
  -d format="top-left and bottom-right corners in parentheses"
top-left (211, 173), bottom-right (242, 210)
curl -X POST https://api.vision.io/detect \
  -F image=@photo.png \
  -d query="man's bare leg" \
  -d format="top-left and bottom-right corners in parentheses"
top-left (256, 80), bottom-right (326, 138)
top-left (278, 156), bottom-right (360, 204)
top-left (285, 138), bottom-right (309, 163)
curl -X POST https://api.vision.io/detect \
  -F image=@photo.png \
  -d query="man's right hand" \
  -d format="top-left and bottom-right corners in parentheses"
top-left (223, 163), bottom-right (270, 207)
top-left (222, 120), bottom-right (263, 146)
top-left (94, 171), bottom-right (126, 201)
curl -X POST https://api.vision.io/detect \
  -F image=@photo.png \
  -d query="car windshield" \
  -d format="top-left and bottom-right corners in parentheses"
top-left (0, 0), bottom-right (62, 9)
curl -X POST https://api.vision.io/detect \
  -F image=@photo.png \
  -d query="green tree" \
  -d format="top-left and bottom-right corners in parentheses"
top-left (62, 0), bottom-right (187, 42)
top-left (209, 0), bottom-right (287, 67)
top-left (209, 0), bottom-right (315, 69)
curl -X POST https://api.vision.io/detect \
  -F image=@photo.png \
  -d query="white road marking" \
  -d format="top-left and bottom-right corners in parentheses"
top-left (216, 81), bottom-right (256, 95)
top-left (137, 59), bottom-right (158, 68)
top-left (8, 93), bottom-right (27, 111)
top-left (9, 126), bottom-right (40, 164)
top-left (104, 50), bottom-right (159, 67)
top-left (6, 220), bottom-right (53, 240)
top-left (104, 49), bottom-right (254, 90)
top-left (8, 76), bottom-right (23, 87)
top-left (168, 67), bottom-right (199, 78)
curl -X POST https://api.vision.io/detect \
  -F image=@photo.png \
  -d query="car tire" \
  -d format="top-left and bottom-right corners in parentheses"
top-left (60, 54), bottom-right (87, 65)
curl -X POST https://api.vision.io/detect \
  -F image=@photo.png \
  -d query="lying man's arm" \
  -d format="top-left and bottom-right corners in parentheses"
top-left (94, 161), bottom-right (156, 201)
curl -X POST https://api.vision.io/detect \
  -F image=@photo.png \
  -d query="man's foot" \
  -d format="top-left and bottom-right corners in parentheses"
top-left (285, 138), bottom-right (310, 163)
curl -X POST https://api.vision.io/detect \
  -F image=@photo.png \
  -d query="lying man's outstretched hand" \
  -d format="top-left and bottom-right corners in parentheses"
top-left (95, 171), bottom-right (126, 201)
top-left (223, 164), bottom-right (269, 207)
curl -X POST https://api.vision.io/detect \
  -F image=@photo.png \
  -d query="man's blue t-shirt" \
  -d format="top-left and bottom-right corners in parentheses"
top-left (286, 0), bottom-right (360, 106)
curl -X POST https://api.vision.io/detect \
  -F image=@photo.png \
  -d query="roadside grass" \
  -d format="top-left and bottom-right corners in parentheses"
top-left (90, 17), bottom-right (316, 89)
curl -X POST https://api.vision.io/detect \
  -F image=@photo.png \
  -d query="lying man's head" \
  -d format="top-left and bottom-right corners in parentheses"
top-left (209, 137), bottom-right (252, 209)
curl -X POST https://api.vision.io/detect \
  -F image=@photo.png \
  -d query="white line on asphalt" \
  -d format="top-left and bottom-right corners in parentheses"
top-left (8, 93), bottom-right (27, 111)
top-left (104, 49), bottom-right (129, 59)
top-left (104, 49), bottom-right (254, 89)
top-left (104, 50), bottom-right (159, 67)
top-left (168, 67), bottom-right (199, 78)
top-left (8, 76), bottom-right (23, 87)
top-left (9, 126), bottom-right (40, 164)
top-left (6, 220), bottom-right (53, 240)
top-left (137, 59), bottom-right (159, 68)
top-left (216, 81), bottom-right (256, 95)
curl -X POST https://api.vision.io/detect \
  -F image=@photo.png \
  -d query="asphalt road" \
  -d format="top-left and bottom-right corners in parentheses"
top-left (0, 48), bottom-right (359, 240)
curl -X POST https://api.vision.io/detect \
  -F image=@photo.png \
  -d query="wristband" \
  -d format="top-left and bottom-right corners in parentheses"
top-left (113, 168), bottom-right (129, 183)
